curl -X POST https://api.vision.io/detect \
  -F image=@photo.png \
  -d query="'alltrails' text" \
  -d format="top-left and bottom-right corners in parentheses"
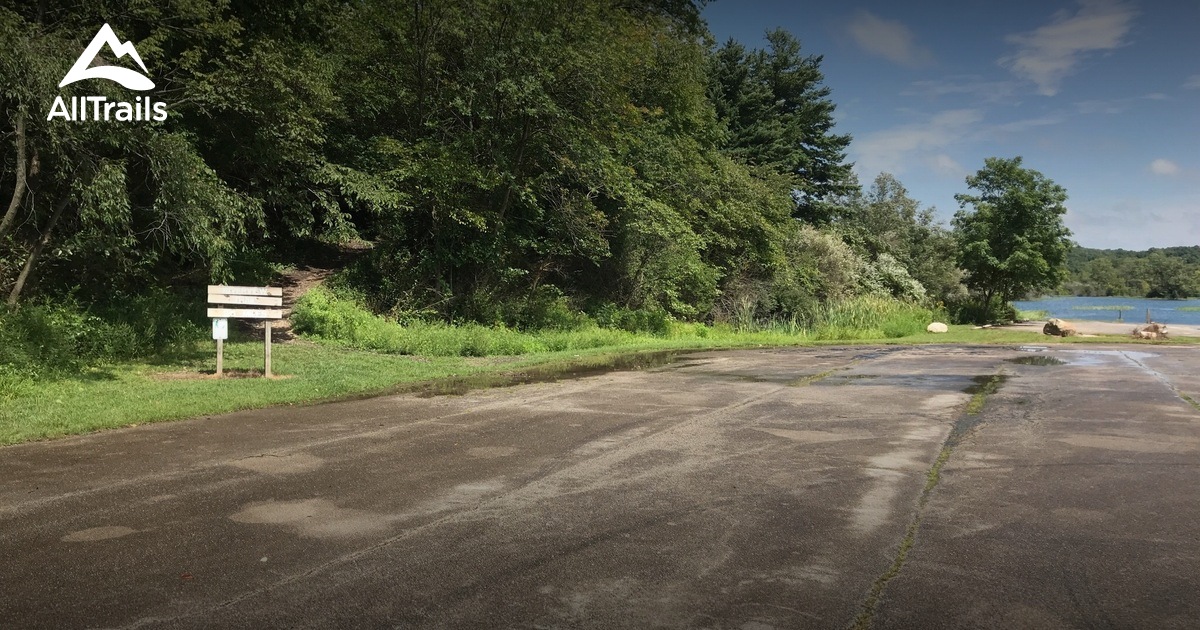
top-left (47, 95), bottom-right (167, 122)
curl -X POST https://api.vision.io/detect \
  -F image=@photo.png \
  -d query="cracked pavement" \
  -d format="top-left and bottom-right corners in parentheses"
top-left (3, 344), bottom-right (1200, 629)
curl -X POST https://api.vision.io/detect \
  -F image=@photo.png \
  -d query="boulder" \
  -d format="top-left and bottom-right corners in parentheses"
top-left (926, 322), bottom-right (949, 334)
top-left (1043, 318), bottom-right (1077, 337)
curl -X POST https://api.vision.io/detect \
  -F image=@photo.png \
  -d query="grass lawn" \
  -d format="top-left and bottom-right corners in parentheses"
top-left (0, 325), bottom-right (1184, 446)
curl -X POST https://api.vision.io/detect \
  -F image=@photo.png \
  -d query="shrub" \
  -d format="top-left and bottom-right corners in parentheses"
top-left (945, 295), bottom-right (1016, 325)
top-left (810, 296), bottom-right (938, 340)
top-left (0, 291), bottom-right (205, 378)
top-left (592, 304), bottom-right (672, 336)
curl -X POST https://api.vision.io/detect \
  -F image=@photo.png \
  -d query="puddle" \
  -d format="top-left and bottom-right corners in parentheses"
top-left (1006, 356), bottom-right (1066, 366)
top-left (962, 374), bottom-right (1009, 396)
top-left (819, 374), bottom-right (976, 391)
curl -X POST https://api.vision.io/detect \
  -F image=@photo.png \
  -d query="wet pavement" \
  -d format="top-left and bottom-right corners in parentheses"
top-left (2, 344), bottom-right (1200, 629)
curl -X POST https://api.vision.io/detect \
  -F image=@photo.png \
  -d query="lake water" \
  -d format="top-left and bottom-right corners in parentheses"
top-left (1012, 296), bottom-right (1200, 326)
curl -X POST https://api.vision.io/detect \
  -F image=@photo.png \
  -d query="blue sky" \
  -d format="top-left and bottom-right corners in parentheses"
top-left (702, 0), bottom-right (1200, 250)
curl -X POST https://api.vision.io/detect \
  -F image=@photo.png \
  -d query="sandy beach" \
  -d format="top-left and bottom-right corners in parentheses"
top-left (1002, 319), bottom-right (1200, 337)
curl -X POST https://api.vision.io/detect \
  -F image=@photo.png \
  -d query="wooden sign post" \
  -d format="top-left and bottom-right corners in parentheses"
top-left (207, 285), bottom-right (283, 377)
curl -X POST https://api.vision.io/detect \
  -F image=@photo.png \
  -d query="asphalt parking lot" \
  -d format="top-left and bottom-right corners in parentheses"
top-left (3, 344), bottom-right (1200, 629)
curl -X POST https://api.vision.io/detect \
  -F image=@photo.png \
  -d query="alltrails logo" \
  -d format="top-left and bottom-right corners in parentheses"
top-left (47, 23), bottom-right (168, 122)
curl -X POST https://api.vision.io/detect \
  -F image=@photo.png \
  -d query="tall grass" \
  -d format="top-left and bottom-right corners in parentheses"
top-left (809, 296), bottom-right (942, 341)
top-left (291, 289), bottom-right (948, 355)
top-left (1016, 309), bottom-right (1048, 320)
top-left (291, 287), bottom-right (690, 356)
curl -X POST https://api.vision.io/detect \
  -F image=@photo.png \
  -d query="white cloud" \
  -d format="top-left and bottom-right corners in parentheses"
top-left (1076, 93), bottom-right (1170, 115)
top-left (1150, 158), bottom-right (1180, 176)
top-left (853, 109), bottom-right (983, 176)
top-left (847, 10), bottom-right (933, 67)
top-left (1069, 197), bottom-right (1200, 249)
top-left (1185, 75), bottom-right (1200, 89)
top-left (993, 115), bottom-right (1065, 134)
top-left (1000, 0), bottom-right (1137, 96)
top-left (853, 109), bottom-right (1070, 180)
top-left (903, 76), bottom-right (1018, 104)
top-left (930, 154), bottom-right (966, 177)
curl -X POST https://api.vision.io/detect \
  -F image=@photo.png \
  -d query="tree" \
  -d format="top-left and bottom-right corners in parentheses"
top-left (708, 30), bottom-right (855, 223)
top-left (1082, 257), bottom-right (1124, 296)
top-left (838, 172), bottom-right (961, 301)
top-left (1144, 252), bottom-right (1196, 299)
top-left (953, 157), bottom-right (1072, 317)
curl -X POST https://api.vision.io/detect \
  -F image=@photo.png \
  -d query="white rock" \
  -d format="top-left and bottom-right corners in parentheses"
top-left (926, 322), bottom-right (949, 333)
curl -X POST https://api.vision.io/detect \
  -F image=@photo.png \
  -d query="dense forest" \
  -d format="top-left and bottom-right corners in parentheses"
top-left (0, 0), bottom-right (1077, 374)
top-left (1063, 247), bottom-right (1200, 299)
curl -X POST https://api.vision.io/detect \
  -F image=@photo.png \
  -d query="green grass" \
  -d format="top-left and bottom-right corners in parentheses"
top-left (2, 294), bottom-right (1188, 446)
top-left (1015, 309), bottom-right (1048, 320)
top-left (1176, 306), bottom-right (1200, 312)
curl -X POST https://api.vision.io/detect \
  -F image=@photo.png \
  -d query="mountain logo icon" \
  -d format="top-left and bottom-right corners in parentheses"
top-left (59, 23), bottom-right (154, 91)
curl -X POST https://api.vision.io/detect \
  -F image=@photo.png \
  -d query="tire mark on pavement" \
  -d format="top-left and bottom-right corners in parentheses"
top-left (116, 364), bottom-right (854, 629)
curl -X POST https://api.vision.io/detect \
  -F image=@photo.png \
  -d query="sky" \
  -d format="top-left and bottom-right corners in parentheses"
top-left (702, 0), bottom-right (1200, 250)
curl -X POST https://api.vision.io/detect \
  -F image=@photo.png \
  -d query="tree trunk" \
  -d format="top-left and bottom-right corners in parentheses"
top-left (0, 112), bottom-right (28, 244)
top-left (7, 195), bottom-right (68, 306)
top-left (980, 288), bottom-right (994, 323)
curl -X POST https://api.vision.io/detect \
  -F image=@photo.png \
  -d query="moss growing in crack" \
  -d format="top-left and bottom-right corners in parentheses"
top-left (851, 373), bottom-right (1008, 629)
top-left (964, 374), bottom-right (1006, 416)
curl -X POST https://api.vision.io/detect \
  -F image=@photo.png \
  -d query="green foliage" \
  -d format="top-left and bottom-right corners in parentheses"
top-left (1015, 309), bottom-right (1049, 320)
top-left (593, 304), bottom-right (673, 336)
top-left (944, 294), bottom-right (1018, 325)
top-left (1, 1), bottom-right (971, 370)
top-left (708, 30), bottom-right (855, 222)
top-left (0, 292), bottom-right (204, 378)
top-left (953, 157), bottom-right (1071, 321)
top-left (808, 296), bottom-right (941, 340)
top-left (1063, 247), bottom-right (1200, 299)
top-left (838, 173), bottom-right (963, 302)
top-left (291, 287), bottom-right (634, 357)
top-left (861, 253), bottom-right (927, 302)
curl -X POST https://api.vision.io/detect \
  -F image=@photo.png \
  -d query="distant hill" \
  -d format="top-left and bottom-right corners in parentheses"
top-left (1063, 245), bottom-right (1200, 298)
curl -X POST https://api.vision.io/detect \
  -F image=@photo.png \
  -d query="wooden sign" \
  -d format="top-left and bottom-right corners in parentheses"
top-left (208, 285), bottom-right (283, 377)
top-left (207, 285), bottom-right (283, 319)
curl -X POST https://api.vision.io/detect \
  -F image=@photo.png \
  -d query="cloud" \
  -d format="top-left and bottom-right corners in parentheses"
top-left (903, 76), bottom-right (1018, 104)
top-left (1075, 93), bottom-right (1171, 114)
top-left (1069, 197), bottom-right (1200, 249)
top-left (1150, 159), bottom-right (1180, 176)
top-left (930, 154), bottom-right (967, 177)
top-left (992, 115), bottom-right (1065, 134)
top-left (1185, 75), bottom-right (1200, 89)
top-left (1000, 0), bottom-right (1137, 96)
top-left (853, 109), bottom-right (1070, 179)
top-left (847, 10), bottom-right (933, 67)
top-left (853, 109), bottom-right (983, 176)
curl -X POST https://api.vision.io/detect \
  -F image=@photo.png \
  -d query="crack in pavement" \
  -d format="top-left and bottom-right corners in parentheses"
top-left (848, 371), bottom-right (1007, 630)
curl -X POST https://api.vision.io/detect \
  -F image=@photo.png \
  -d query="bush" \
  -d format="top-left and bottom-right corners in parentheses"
top-left (0, 291), bottom-right (205, 378)
top-left (290, 286), bottom-right (404, 350)
top-left (502, 286), bottom-right (595, 331)
top-left (945, 295), bottom-right (1017, 325)
top-left (592, 304), bottom-right (672, 336)
top-left (810, 296), bottom-right (939, 340)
